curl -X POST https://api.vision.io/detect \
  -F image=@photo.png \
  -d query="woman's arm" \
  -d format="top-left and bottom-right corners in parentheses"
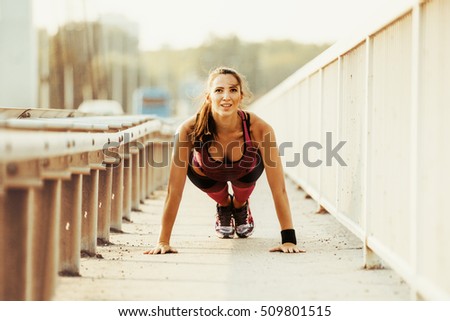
top-left (252, 113), bottom-right (305, 253)
top-left (144, 118), bottom-right (193, 254)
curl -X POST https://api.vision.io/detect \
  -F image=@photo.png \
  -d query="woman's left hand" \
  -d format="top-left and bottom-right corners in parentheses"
top-left (269, 242), bottom-right (306, 253)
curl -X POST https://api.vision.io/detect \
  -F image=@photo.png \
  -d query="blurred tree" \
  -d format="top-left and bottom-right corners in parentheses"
top-left (141, 35), bottom-right (330, 108)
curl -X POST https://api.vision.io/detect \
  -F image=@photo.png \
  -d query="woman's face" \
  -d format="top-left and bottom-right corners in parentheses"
top-left (208, 74), bottom-right (242, 117)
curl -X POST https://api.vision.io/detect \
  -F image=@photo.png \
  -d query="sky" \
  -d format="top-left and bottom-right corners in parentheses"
top-left (33, 0), bottom-right (414, 51)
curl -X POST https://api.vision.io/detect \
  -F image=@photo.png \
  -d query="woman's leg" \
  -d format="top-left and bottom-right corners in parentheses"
top-left (229, 159), bottom-right (264, 238)
top-left (230, 181), bottom-right (255, 205)
top-left (187, 165), bottom-right (234, 238)
top-left (187, 165), bottom-right (229, 205)
top-left (230, 157), bottom-right (265, 206)
top-left (230, 180), bottom-right (255, 238)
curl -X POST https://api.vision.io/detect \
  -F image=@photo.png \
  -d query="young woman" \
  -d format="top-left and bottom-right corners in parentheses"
top-left (144, 67), bottom-right (305, 254)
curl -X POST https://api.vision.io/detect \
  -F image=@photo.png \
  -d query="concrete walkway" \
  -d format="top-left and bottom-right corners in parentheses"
top-left (53, 174), bottom-right (410, 301)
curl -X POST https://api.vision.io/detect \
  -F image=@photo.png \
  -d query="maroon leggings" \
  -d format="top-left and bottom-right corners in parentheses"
top-left (187, 160), bottom-right (264, 204)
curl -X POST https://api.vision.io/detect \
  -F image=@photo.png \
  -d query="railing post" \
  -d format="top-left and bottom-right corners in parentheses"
top-left (0, 188), bottom-right (35, 300)
top-left (409, 2), bottom-right (421, 299)
top-left (0, 159), bottom-right (41, 300)
top-left (81, 169), bottom-right (99, 256)
top-left (147, 139), bottom-right (155, 197)
top-left (32, 179), bottom-right (61, 300)
top-left (162, 137), bottom-right (171, 185)
top-left (97, 164), bottom-right (113, 244)
top-left (111, 157), bottom-right (124, 232)
top-left (139, 138), bottom-right (147, 204)
top-left (153, 140), bottom-right (163, 190)
top-left (122, 146), bottom-right (132, 221)
top-left (36, 155), bottom-right (71, 298)
top-left (362, 35), bottom-right (383, 269)
top-left (59, 173), bottom-right (82, 276)
top-left (81, 150), bottom-right (104, 256)
top-left (131, 146), bottom-right (140, 211)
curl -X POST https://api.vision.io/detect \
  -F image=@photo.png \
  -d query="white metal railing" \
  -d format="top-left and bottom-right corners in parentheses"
top-left (249, 0), bottom-right (449, 300)
top-left (0, 107), bottom-right (174, 300)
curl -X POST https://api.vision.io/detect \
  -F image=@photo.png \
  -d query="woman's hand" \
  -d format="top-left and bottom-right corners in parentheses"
top-left (269, 242), bottom-right (306, 253)
top-left (144, 242), bottom-right (178, 255)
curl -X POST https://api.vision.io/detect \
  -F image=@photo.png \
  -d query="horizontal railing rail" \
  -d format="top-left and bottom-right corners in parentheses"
top-left (0, 107), bottom-right (175, 300)
top-left (249, 0), bottom-right (449, 300)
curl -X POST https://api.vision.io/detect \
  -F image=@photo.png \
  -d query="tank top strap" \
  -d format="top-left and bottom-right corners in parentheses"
top-left (237, 109), bottom-right (252, 144)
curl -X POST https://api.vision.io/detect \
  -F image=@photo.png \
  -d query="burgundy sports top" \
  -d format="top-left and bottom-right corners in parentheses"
top-left (191, 109), bottom-right (261, 182)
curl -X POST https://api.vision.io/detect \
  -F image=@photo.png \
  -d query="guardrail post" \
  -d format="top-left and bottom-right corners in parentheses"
top-left (146, 140), bottom-right (155, 196)
top-left (0, 159), bottom-right (41, 300)
top-left (97, 164), bottom-right (113, 244)
top-left (154, 140), bottom-right (165, 190)
top-left (111, 158), bottom-right (124, 232)
top-left (122, 148), bottom-right (132, 221)
top-left (59, 173), bottom-right (82, 276)
top-left (162, 138), bottom-right (171, 185)
top-left (0, 188), bottom-right (35, 300)
top-left (32, 179), bottom-right (61, 300)
top-left (81, 169), bottom-right (99, 256)
top-left (131, 146), bottom-right (140, 210)
top-left (139, 139), bottom-right (147, 204)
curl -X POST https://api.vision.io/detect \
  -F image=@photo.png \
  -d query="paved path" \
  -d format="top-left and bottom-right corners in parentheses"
top-left (53, 174), bottom-right (410, 300)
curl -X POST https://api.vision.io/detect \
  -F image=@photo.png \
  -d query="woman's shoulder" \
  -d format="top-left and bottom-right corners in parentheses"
top-left (176, 115), bottom-right (196, 136)
top-left (245, 111), bottom-right (274, 139)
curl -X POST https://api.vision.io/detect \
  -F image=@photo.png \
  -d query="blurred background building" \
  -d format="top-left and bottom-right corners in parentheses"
top-left (0, 0), bottom-right (37, 108)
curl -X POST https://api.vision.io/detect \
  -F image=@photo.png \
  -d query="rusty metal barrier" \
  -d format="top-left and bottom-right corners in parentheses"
top-left (0, 107), bottom-right (174, 300)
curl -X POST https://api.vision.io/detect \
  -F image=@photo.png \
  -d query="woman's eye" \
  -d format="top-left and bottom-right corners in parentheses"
top-left (215, 89), bottom-right (222, 93)
top-left (231, 88), bottom-right (238, 92)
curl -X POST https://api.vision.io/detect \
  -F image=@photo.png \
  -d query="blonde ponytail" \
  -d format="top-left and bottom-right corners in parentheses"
top-left (191, 99), bottom-right (215, 144)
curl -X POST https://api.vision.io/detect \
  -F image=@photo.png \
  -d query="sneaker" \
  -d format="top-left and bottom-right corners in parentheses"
top-left (215, 196), bottom-right (235, 239)
top-left (233, 200), bottom-right (254, 238)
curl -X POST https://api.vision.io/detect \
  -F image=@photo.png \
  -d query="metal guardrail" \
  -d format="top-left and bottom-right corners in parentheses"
top-left (249, 0), bottom-right (449, 300)
top-left (0, 107), bottom-right (175, 300)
